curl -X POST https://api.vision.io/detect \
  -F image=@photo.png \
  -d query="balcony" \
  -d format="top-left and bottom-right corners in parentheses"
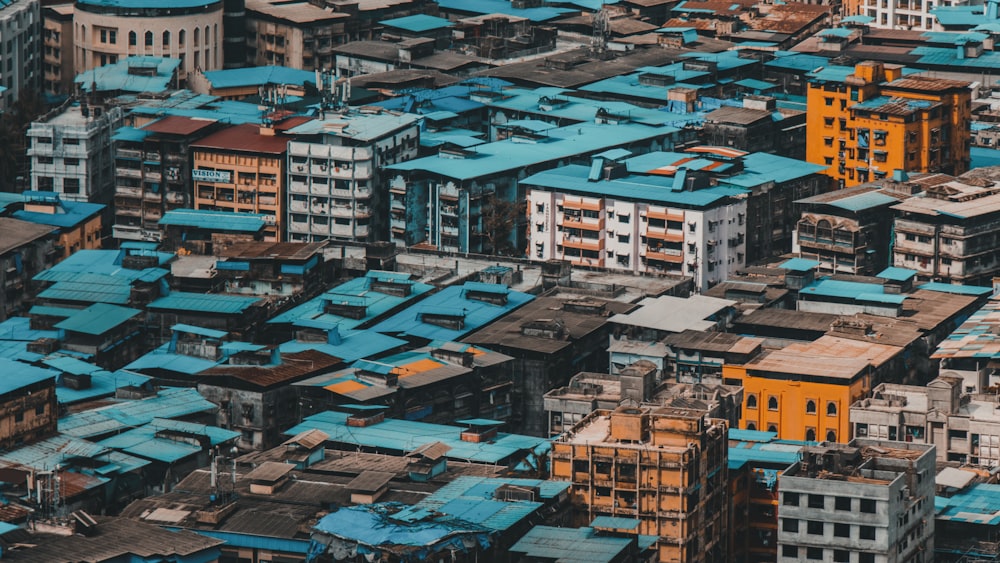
top-left (289, 181), bottom-right (308, 194)
top-left (117, 206), bottom-right (141, 217)
top-left (118, 168), bottom-right (141, 179)
top-left (645, 248), bottom-right (684, 263)
top-left (117, 149), bottom-right (142, 160)
top-left (561, 215), bottom-right (603, 231)
top-left (562, 236), bottom-right (604, 252)
top-left (331, 205), bottom-right (354, 218)
top-left (289, 200), bottom-right (309, 213)
top-left (142, 207), bottom-right (162, 221)
top-left (645, 226), bottom-right (684, 242)
top-left (144, 171), bottom-right (162, 182)
top-left (647, 209), bottom-right (684, 223)
top-left (116, 186), bottom-right (142, 198)
top-left (143, 191), bottom-right (162, 202)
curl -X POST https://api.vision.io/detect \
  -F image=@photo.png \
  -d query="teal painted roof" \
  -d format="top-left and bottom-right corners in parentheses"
top-left (59, 387), bottom-right (217, 439)
top-left (878, 267), bottom-right (917, 282)
top-left (511, 526), bottom-right (636, 563)
top-left (76, 57), bottom-right (180, 94)
top-left (824, 190), bottom-right (900, 212)
top-left (379, 14), bottom-right (453, 32)
top-left (173, 324), bottom-right (228, 339)
top-left (937, 484), bottom-right (1000, 525)
top-left (78, 0), bottom-right (217, 8)
top-left (591, 516), bottom-right (641, 530)
top-left (910, 46), bottom-right (1000, 69)
top-left (159, 209), bottom-right (267, 232)
top-left (280, 329), bottom-right (407, 364)
top-left (436, 0), bottom-right (573, 21)
top-left (112, 126), bottom-right (151, 143)
top-left (54, 303), bottom-right (141, 335)
top-left (13, 193), bottom-right (105, 229)
top-left (734, 78), bottom-right (777, 90)
top-left (148, 292), bottom-right (262, 314)
top-left (203, 66), bottom-right (316, 89)
top-left (719, 152), bottom-right (828, 186)
top-left (125, 342), bottom-right (223, 375)
top-left (818, 28), bottom-right (855, 37)
top-left (972, 147), bottom-right (1000, 169)
top-left (918, 282), bottom-right (993, 296)
top-left (800, 277), bottom-right (907, 305)
top-left (97, 418), bottom-right (239, 463)
top-left (841, 15), bottom-right (875, 23)
top-left (780, 258), bottom-right (820, 271)
top-left (0, 358), bottom-right (57, 396)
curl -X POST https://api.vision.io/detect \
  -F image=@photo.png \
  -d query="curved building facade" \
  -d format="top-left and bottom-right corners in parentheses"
top-left (73, 0), bottom-right (222, 80)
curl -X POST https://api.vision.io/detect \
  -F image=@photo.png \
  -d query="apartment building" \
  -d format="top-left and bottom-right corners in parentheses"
top-left (892, 175), bottom-right (1000, 284)
top-left (113, 116), bottom-right (222, 243)
top-left (0, 0), bottom-right (41, 110)
top-left (191, 122), bottom-right (292, 241)
top-left (0, 217), bottom-right (59, 321)
top-left (806, 61), bottom-right (971, 188)
top-left (73, 0), bottom-right (222, 80)
top-left (284, 109), bottom-right (421, 243)
top-left (551, 405), bottom-right (729, 562)
top-left (777, 440), bottom-right (935, 563)
top-left (27, 103), bottom-right (122, 205)
top-left (0, 358), bottom-right (58, 449)
top-left (42, 3), bottom-right (73, 96)
top-left (388, 120), bottom-right (690, 254)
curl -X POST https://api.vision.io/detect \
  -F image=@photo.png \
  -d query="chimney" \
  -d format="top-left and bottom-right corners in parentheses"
top-left (327, 325), bottom-right (342, 346)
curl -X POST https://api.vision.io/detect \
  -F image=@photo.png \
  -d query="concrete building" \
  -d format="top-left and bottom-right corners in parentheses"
top-left (0, 217), bottom-right (59, 321)
top-left (244, 0), bottom-right (348, 69)
top-left (702, 96), bottom-right (807, 158)
top-left (0, 358), bottom-right (57, 450)
top-left (852, 375), bottom-right (1000, 466)
top-left (806, 61), bottom-right (971, 188)
top-left (510, 523), bottom-right (659, 563)
top-left (191, 121), bottom-right (297, 241)
top-left (0, 0), bottom-right (41, 110)
top-left (932, 296), bottom-right (1000, 391)
top-left (4, 192), bottom-right (104, 260)
top-left (73, 0), bottom-right (222, 80)
top-left (42, 3), bottom-right (74, 96)
top-left (891, 175), bottom-right (1000, 284)
top-left (551, 405), bottom-right (729, 562)
top-left (113, 115), bottom-right (222, 243)
top-left (285, 109), bottom-right (421, 243)
top-left (187, 64), bottom-right (315, 99)
top-left (387, 120), bottom-right (690, 254)
top-left (777, 439), bottom-right (935, 563)
top-left (27, 103), bottom-right (121, 205)
top-left (31, 248), bottom-right (171, 310)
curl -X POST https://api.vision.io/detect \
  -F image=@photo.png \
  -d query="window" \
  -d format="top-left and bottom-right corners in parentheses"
top-left (747, 394), bottom-right (757, 409)
top-left (808, 494), bottom-right (824, 509)
top-left (805, 428), bottom-right (816, 441)
top-left (860, 554), bottom-right (875, 563)
top-left (782, 545), bottom-right (798, 558)
top-left (782, 518), bottom-right (799, 532)
top-left (13, 412), bottom-right (23, 423)
top-left (783, 492), bottom-right (799, 506)
top-left (179, 29), bottom-right (186, 45)
top-left (129, 31), bottom-right (136, 46)
top-left (64, 157), bottom-right (79, 166)
top-left (824, 97), bottom-right (834, 106)
top-left (807, 548), bottom-right (823, 560)
top-left (827, 401), bottom-right (838, 416)
top-left (834, 550), bottom-right (850, 563)
top-left (109, 30), bottom-right (116, 44)
top-left (834, 523), bottom-right (850, 537)
top-left (807, 521), bottom-right (823, 535)
top-left (767, 424), bottom-right (778, 433)
top-left (34, 405), bottom-right (44, 416)
top-left (145, 31), bottom-right (153, 46)
top-left (806, 399), bottom-right (816, 414)
top-left (835, 496), bottom-right (851, 511)
top-left (163, 30), bottom-right (170, 46)
top-left (768, 396), bottom-right (778, 411)
top-left (860, 526), bottom-right (875, 540)
top-left (860, 499), bottom-right (876, 513)
top-left (63, 178), bottom-right (80, 194)
top-left (100, 29), bottom-right (107, 43)
top-left (826, 430), bottom-right (837, 442)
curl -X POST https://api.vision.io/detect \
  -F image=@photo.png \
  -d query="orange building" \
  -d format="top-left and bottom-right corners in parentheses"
top-left (806, 61), bottom-right (971, 188)
top-left (723, 335), bottom-right (901, 442)
top-left (551, 405), bottom-right (728, 563)
top-left (191, 122), bottom-right (298, 241)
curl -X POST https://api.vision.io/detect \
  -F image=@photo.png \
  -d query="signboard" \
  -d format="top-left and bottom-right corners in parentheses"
top-left (192, 169), bottom-right (232, 183)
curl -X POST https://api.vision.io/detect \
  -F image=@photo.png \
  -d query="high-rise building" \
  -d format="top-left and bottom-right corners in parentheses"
top-left (0, 0), bottom-right (41, 111)
top-left (551, 405), bottom-right (729, 562)
top-left (777, 439), bottom-right (935, 563)
top-left (42, 4), bottom-right (74, 96)
top-left (806, 61), bottom-right (971, 188)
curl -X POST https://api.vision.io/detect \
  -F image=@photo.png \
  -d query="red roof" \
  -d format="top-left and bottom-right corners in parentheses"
top-left (191, 123), bottom-right (296, 154)
top-left (142, 115), bottom-right (218, 136)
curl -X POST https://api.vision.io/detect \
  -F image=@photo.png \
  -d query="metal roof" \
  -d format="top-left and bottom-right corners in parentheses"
top-left (609, 294), bottom-right (735, 333)
top-left (202, 65), bottom-right (316, 89)
top-left (13, 196), bottom-right (105, 229)
top-left (279, 329), bottom-right (407, 363)
top-left (437, 0), bottom-right (573, 21)
top-left (148, 292), bottom-right (262, 314)
top-left (509, 526), bottom-right (636, 563)
top-left (0, 358), bottom-right (57, 396)
top-left (379, 14), bottom-right (453, 32)
top-left (877, 267), bottom-right (918, 282)
top-left (0, 218), bottom-right (57, 257)
top-left (59, 388), bottom-right (217, 439)
top-left (936, 484), bottom-right (1000, 525)
top-left (54, 303), bottom-right (141, 335)
top-left (98, 419), bottom-right (239, 464)
top-left (918, 282), bottom-right (992, 296)
top-left (75, 57), bottom-right (180, 94)
top-left (159, 209), bottom-right (267, 232)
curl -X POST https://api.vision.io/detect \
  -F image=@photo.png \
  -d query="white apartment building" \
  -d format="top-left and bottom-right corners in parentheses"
top-left (523, 154), bottom-right (748, 291)
top-left (0, 0), bottom-right (41, 110)
top-left (27, 103), bottom-right (122, 204)
top-left (283, 109), bottom-right (420, 243)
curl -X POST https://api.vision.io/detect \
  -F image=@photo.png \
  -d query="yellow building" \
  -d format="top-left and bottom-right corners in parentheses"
top-left (806, 61), bottom-right (971, 188)
top-left (551, 406), bottom-right (728, 563)
top-left (723, 335), bottom-right (901, 442)
top-left (191, 121), bottom-right (299, 241)
top-left (14, 192), bottom-right (103, 260)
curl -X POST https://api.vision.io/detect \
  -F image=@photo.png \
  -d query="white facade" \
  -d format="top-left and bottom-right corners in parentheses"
top-left (27, 103), bottom-right (122, 203)
top-left (856, 0), bottom-right (945, 30)
top-left (526, 189), bottom-right (747, 292)
top-left (0, 0), bottom-right (41, 111)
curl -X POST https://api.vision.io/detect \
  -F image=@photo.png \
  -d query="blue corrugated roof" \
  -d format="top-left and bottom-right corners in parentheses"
top-left (878, 267), bottom-right (917, 282)
top-left (436, 0), bottom-right (573, 21)
top-left (54, 366), bottom-right (151, 405)
top-left (379, 14), bottom-right (453, 32)
top-left (937, 484), bottom-right (1000, 525)
top-left (780, 257), bottom-right (820, 271)
top-left (59, 387), bottom-right (217, 439)
top-left (202, 66), bottom-right (316, 89)
top-left (97, 418), bottom-right (239, 463)
top-left (159, 209), bottom-right (267, 232)
top-left (510, 526), bottom-right (636, 563)
top-left (112, 126), bottom-right (152, 143)
top-left (173, 324), bottom-right (228, 339)
top-left (76, 57), bottom-right (180, 94)
top-left (918, 282), bottom-right (993, 296)
top-left (818, 27), bottom-right (855, 37)
top-left (824, 190), bottom-right (900, 212)
top-left (971, 147), bottom-right (1000, 169)
top-left (13, 196), bottom-right (104, 229)
top-left (78, 0), bottom-right (217, 7)
top-left (369, 282), bottom-right (534, 341)
top-left (285, 410), bottom-right (549, 465)
top-left (401, 476), bottom-right (567, 531)
top-left (54, 303), bottom-right (141, 335)
top-left (0, 358), bottom-right (57, 396)
top-left (800, 277), bottom-right (902, 303)
top-left (34, 249), bottom-right (171, 283)
top-left (734, 78), bottom-right (777, 90)
top-left (313, 503), bottom-right (493, 551)
top-left (126, 343), bottom-right (223, 375)
top-left (281, 329), bottom-right (407, 364)
top-left (148, 292), bottom-right (262, 314)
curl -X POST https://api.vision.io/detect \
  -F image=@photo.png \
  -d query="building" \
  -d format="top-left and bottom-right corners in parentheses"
top-left (31, 247), bottom-right (171, 310)
top-left (158, 208), bottom-right (267, 255)
top-left (852, 375), bottom-right (1000, 466)
top-left (387, 120), bottom-right (690, 254)
top-left (191, 121), bottom-right (297, 241)
top-left (663, 330), bottom-right (764, 384)
top-left (932, 296), bottom-right (1000, 391)
top-left (551, 405), bottom-right (729, 562)
top-left (724, 334), bottom-right (902, 442)
top-left (74, 56), bottom-right (180, 105)
top-left (7, 192), bottom-right (104, 260)
top-left (145, 291), bottom-right (265, 341)
top-left (701, 96), bottom-right (807, 158)
top-left (113, 115), bottom-right (222, 243)
top-left (27, 103), bottom-right (122, 205)
top-left (187, 64), bottom-right (315, 99)
top-left (52, 302), bottom-right (143, 369)
top-left (0, 217), bottom-right (59, 321)
top-left (793, 182), bottom-right (908, 276)
top-left (0, 358), bottom-right (58, 450)
top-left (285, 109), bottom-right (421, 243)
top-left (806, 61), bottom-right (971, 188)
top-left (58, 387), bottom-right (219, 441)
top-left (935, 481), bottom-right (1000, 562)
top-left (0, 0), bottom-right (41, 110)
top-left (891, 174), bottom-right (1000, 284)
top-left (213, 241), bottom-right (326, 297)
top-left (464, 295), bottom-right (636, 436)
top-left (42, 3), bottom-right (74, 97)
top-left (73, 0), bottom-right (223, 80)
top-left (776, 439), bottom-right (935, 563)
top-left (510, 523), bottom-right (658, 563)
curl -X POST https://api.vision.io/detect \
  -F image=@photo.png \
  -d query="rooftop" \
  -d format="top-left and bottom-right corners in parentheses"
top-left (58, 387), bottom-right (217, 439)
top-left (379, 14), bottom-right (453, 32)
top-left (0, 217), bottom-right (56, 256)
top-left (159, 209), bottom-right (268, 232)
top-left (147, 291), bottom-right (262, 314)
top-left (142, 115), bottom-right (217, 136)
top-left (936, 483), bottom-right (1000, 525)
top-left (97, 418), bottom-right (239, 464)
top-left (191, 123), bottom-right (295, 153)
top-left (75, 57), bottom-right (180, 94)
top-left (0, 358), bottom-right (56, 396)
top-left (12, 193), bottom-right (105, 229)
top-left (286, 110), bottom-right (422, 143)
top-left (745, 335), bottom-right (901, 380)
top-left (54, 303), bottom-right (142, 335)
top-left (202, 65), bottom-right (316, 89)
top-left (609, 294), bottom-right (735, 333)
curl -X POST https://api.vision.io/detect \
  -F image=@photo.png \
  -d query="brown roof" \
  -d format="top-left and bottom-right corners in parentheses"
top-left (885, 76), bottom-right (971, 92)
top-left (219, 241), bottom-right (327, 260)
top-left (245, 461), bottom-right (295, 483)
top-left (283, 429), bottom-right (329, 450)
top-left (705, 105), bottom-right (773, 125)
top-left (143, 115), bottom-right (218, 136)
top-left (407, 441), bottom-right (451, 461)
top-left (346, 470), bottom-right (394, 493)
top-left (191, 123), bottom-right (293, 154)
top-left (0, 217), bottom-right (57, 256)
top-left (854, 97), bottom-right (942, 117)
top-left (200, 350), bottom-right (343, 388)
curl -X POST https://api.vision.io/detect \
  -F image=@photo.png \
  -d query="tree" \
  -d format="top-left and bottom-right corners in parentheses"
top-left (481, 193), bottom-right (525, 256)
